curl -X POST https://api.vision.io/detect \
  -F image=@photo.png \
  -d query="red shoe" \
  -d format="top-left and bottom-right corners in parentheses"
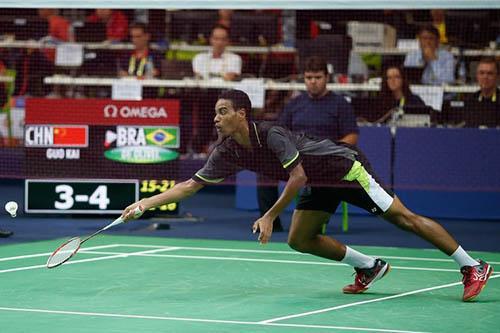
top-left (343, 259), bottom-right (390, 294)
top-left (461, 260), bottom-right (493, 302)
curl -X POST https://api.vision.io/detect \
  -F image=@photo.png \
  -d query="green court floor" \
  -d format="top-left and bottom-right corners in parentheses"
top-left (1, 236), bottom-right (499, 333)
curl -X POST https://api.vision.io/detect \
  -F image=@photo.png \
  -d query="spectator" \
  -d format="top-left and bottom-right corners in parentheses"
top-left (257, 56), bottom-right (359, 231)
top-left (192, 24), bottom-right (242, 81)
top-left (217, 9), bottom-right (234, 29)
top-left (37, 8), bottom-right (72, 64)
top-left (430, 9), bottom-right (448, 45)
top-left (87, 9), bottom-right (129, 42)
top-left (15, 9), bottom-right (72, 96)
top-left (464, 57), bottom-right (499, 128)
top-left (117, 22), bottom-right (160, 79)
top-left (187, 24), bottom-right (242, 157)
top-left (404, 25), bottom-right (455, 85)
top-left (279, 56), bottom-right (359, 143)
top-left (37, 9), bottom-right (73, 43)
top-left (368, 65), bottom-right (427, 123)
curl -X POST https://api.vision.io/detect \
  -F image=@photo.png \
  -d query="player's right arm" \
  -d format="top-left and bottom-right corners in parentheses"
top-left (122, 179), bottom-right (204, 221)
top-left (123, 146), bottom-right (239, 221)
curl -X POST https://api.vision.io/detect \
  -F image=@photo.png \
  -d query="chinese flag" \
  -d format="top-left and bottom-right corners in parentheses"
top-left (53, 126), bottom-right (87, 146)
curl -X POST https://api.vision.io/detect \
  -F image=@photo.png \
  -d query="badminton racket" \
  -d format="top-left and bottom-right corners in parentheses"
top-left (46, 206), bottom-right (142, 269)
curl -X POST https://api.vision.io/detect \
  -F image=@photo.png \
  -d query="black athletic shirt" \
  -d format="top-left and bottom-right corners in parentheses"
top-left (192, 121), bottom-right (358, 186)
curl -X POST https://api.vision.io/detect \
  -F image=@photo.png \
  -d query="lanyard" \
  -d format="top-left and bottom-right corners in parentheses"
top-left (399, 97), bottom-right (406, 108)
top-left (478, 91), bottom-right (497, 103)
top-left (128, 55), bottom-right (148, 77)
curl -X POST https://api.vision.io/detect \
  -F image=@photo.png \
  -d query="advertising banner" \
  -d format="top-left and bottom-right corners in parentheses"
top-left (25, 99), bottom-right (180, 126)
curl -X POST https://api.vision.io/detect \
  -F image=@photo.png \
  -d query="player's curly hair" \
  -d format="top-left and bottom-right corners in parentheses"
top-left (218, 89), bottom-right (252, 120)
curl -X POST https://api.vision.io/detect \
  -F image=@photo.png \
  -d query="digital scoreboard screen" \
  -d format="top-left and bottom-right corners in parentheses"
top-left (26, 179), bottom-right (179, 215)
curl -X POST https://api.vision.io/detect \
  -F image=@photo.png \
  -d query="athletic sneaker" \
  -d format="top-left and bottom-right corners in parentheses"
top-left (343, 259), bottom-right (390, 294)
top-left (461, 260), bottom-right (493, 302)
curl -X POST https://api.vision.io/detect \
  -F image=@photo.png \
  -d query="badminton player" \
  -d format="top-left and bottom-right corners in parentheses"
top-left (122, 89), bottom-right (493, 302)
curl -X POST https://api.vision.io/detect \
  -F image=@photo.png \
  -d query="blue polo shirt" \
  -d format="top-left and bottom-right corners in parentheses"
top-left (278, 91), bottom-right (358, 142)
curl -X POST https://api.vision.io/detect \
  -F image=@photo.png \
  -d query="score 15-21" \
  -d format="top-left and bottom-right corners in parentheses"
top-left (140, 180), bottom-right (177, 212)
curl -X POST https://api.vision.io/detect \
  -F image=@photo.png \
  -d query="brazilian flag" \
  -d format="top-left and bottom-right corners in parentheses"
top-left (145, 127), bottom-right (179, 148)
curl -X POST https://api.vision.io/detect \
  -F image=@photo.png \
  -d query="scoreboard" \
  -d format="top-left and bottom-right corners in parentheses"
top-left (25, 178), bottom-right (178, 214)
top-left (24, 98), bottom-right (181, 216)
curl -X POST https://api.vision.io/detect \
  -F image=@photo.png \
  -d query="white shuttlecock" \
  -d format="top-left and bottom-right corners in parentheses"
top-left (5, 201), bottom-right (18, 218)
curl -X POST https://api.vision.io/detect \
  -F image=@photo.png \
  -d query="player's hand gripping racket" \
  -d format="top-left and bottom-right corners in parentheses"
top-left (46, 206), bottom-right (143, 269)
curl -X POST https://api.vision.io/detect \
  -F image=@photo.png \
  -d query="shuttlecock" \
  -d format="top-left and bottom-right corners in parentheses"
top-left (5, 201), bottom-right (18, 218)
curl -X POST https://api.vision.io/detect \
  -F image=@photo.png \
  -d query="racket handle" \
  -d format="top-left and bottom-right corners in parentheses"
top-left (103, 206), bottom-right (143, 231)
top-left (81, 206), bottom-right (144, 244)
top-left (102, 216), bottom-right (125, 231)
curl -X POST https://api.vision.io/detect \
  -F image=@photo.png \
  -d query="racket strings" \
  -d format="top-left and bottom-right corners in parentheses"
top-left (46, 237), bottom-right (81, 268)
top-left (45, 215), bottom-right (126, 269)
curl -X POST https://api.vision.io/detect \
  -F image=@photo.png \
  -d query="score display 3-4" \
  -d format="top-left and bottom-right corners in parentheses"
top-left (25, 179), bottom-right (139, 214)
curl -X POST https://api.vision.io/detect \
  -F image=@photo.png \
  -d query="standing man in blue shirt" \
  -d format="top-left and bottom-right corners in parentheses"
top-left (257, 56), bottom-right (359, 232)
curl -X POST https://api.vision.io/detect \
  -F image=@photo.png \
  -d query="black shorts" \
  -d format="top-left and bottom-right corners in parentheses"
top-left (296, 149), bottom-right (394, 215)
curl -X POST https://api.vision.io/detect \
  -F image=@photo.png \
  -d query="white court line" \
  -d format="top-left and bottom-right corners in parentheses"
top-left (0, 247), bottom-right (180, 274)
top-left (2, 243), bottom-right (499, 265)
top-left (82, 250), bottom-right (460, 273)
top-left (1, 243), bottom-right (496, 274)
top-left (0, 244), bottom-right (122, 262)
top-left (260, 274), bottom-right (500, 324)
top-left (0, 306), bottom-right (431, 333)
top-left (113, 244), bottom-right (500, 265)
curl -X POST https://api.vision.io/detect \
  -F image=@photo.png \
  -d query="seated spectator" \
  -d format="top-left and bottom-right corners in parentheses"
top-left (187, 25), bottom-right (242, 158)
top-left (464, 57), bottom-right (499, 128)
top-left (38, 9), bottom-right (73, 43)
top-left (117, 22), bottom-right (160, 79)
top-left (279, 56), bottom-right (358, 143)
top-left (87, 9), bottom-right (128, 42)
top-left (37, 8), bottom-right (72, 63)
top-left (192, 24), bottom-right (242, 81)
top-left (404, 25), bottom-right (455, 85)
top-left (217, 9), bottom-right (233, 29)
top-left (430, 9), bottom-right (448, 45)
top-left (367, 65), bottom-right (426, 123)
top-left (15, 9), bottom-right (72, 96)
